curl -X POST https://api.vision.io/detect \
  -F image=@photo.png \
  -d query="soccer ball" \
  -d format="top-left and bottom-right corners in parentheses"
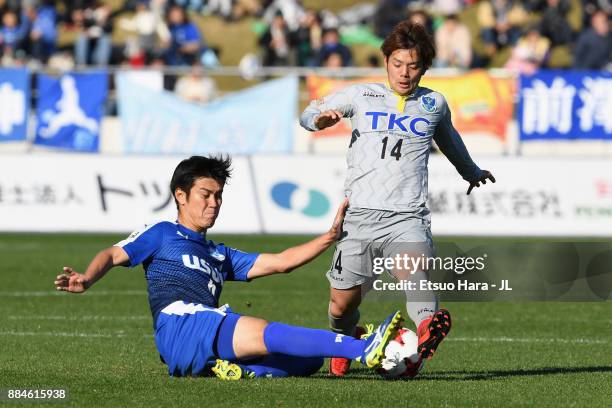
top-left (378, 328), bottom-right (424, 379)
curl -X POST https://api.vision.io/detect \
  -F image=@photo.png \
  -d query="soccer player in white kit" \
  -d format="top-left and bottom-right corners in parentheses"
top-left (300, 20), bottom-right (495, 376)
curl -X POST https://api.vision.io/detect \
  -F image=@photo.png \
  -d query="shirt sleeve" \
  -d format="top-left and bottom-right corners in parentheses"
top-left (114, 223), bottom-right (165, 267)
top-left (433, 98), bottom-right (483, 183)
top-left (299, 85), bottom-right (357, 131)
top-left (221, 246), bottom-right (260, 282)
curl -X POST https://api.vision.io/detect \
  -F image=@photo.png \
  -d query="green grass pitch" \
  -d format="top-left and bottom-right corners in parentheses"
top-left (0, 233), bottom-right (610, 407)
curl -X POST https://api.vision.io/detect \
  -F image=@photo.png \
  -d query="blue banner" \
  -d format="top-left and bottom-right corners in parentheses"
top-left (117, 75), bottom-right (297, 154)
top-left (0, 68), bottom-right (30, 142)
top-left (519, 71), bottom-right (612, 140)
top-left (34, 71), bottom-right (107, 152)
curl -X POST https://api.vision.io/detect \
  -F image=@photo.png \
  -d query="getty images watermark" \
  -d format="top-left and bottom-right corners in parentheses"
top-left (371, 253), bottom-right (513, 292)
top-left (362, 241), bottom-right (612, 301)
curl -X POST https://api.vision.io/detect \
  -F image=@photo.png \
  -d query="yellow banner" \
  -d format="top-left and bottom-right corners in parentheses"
top-left (306, 71), bottom-right (515, 140)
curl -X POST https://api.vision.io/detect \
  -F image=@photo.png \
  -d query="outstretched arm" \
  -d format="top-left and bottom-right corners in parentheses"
top-left (54, 246), bottom-right (130, 293)
top-left (433, 108), bottom-right (495, 195)
top-left (247, 198), bottom-right (348, 279)
top-left (299, 86), bottom-right (356, 131)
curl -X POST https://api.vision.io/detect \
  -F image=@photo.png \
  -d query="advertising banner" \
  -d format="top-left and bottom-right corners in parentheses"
top-left (252, 155), bottom-right (612, 236)
top-left (0, 68), bottom-right (30, 142)
top-left (420, 71), bottom-right (514, 141)
top-left (2, 155), bottom-right (611, 236)
top-left (250, 155), bottom-right (348, 233)
top-left (34, 71), bottom-right (108, 152)
top-left (0, 155), bottom-right (259, 233)
top-left (519, 71), bottom-right (612, 140)
top-left (117, 75), bottom-right (297, 154)
top-left (428, 155), bottom-right (612, 236)
top-left (306, 71), bottom-right (514, 140)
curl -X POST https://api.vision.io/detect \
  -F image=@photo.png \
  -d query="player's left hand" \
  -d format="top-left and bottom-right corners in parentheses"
top-left (467, 170), bottom-right (495, 195)
top-left (329, 198), bottom-right (349, 240)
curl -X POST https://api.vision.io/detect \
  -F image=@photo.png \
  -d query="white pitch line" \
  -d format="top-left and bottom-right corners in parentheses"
top-left (0, 243), bottom-right (44, 250)
top-left (0, 330), bottom-right (123, 338)
top-left (0, 330), bottom-right (153, 338)
top-left (0, 290), bottom-right (147, 297)
top-left (8, 315), bottom-right (150, 321)
top-left (449, 336), bottom-right (609, 345)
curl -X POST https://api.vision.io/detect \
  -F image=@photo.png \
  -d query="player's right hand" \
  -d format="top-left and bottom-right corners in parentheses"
top-left (329, 198), bottom-right (349, 241)
top-left (55, 267), bottom-right (89, 293)
top-left (315, 110), bottom-right (344, 130)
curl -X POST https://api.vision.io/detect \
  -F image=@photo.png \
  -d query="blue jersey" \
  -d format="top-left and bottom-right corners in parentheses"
top-left (115, 221), bottom-right (259, 324)
top-left (170, 23), bottom-right (201, 47)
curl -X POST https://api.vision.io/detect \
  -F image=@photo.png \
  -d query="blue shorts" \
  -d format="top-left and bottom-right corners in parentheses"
top-left (154, 301), bottom-right (241, 376)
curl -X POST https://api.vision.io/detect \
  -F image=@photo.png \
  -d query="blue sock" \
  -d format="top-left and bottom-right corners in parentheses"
top-left (241, 354), bottom-right (324, 378)
top-left (263, 322), bottom-right (366, 359)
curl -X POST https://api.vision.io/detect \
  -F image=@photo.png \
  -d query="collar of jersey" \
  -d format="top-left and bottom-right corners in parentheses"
top-left (176, 222), bottom-right (207, 241)
top-left (385, 80), bottom-right (417, 112)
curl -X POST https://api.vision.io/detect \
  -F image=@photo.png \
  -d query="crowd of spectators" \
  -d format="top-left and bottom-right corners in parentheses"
top-left (254, 0), bottom-right (609, 72)
top-left (0, 0), bottom-right (218, 69)
top-left (256, 0), bottom-right (610, 72)
top-left (0, 0), bottom-right (58, 65)
top-left (0, 0), bottom-right (609, 75)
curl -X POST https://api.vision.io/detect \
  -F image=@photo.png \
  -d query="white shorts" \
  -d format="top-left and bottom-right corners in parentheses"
top-left (326, 207), bottom-right (434, 290)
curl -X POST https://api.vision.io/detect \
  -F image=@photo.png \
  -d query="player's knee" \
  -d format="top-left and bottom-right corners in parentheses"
top-left (328, 293), bottom-right (360, 318)
top-left (234, 316), bottom-right (270, 357)
top-left (238, 315), bottom-right (268, 328)
top-left (254, 318), bottom-right (270, 340)
top-left (328, 299), bottom-right (351, 317)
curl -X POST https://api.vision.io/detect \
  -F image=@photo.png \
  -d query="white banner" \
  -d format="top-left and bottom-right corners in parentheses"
top-left (0, 154), bottom-right (259, 233)
top-left (1, 154), bottom-right (611, 236)
top-left (251, 155), bottom-right (612, 236)
top-left (428, 156), bottom-right (612, 236)
top-left (250, 155), bottom-right (347, 233)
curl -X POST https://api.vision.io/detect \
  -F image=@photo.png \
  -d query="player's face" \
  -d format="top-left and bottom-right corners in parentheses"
top-left (384, 48), bottom-right (423, 96)
top-left (177, 177), bottom-right (223, 232)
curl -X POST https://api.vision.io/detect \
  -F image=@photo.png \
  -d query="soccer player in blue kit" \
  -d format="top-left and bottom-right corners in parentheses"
top-left (54, 156), bottom-right (403, 379)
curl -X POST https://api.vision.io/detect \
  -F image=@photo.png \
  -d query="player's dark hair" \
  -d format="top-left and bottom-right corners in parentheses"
top-left (170, 155), bottom-right (232, 208)
top-left (380, 20), bottom-right (436, 72)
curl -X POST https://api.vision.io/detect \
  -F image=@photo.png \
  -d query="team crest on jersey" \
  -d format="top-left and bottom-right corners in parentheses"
top-left (420, 96), bottom-right (436, 113)
top-left (209, 249), bottom-right (226, 261)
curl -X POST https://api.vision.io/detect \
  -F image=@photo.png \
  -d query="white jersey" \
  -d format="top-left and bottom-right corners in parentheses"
top-left (300, 82), bottom-right (484, 214)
